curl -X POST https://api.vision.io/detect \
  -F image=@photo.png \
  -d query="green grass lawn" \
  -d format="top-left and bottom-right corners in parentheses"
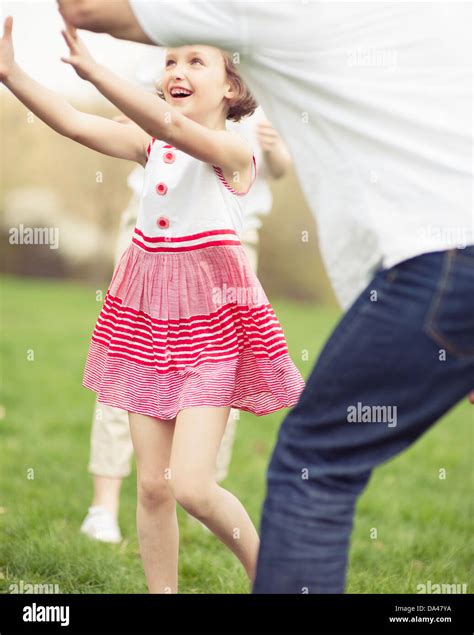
top-left (0, 274), bottom-right (472, 594)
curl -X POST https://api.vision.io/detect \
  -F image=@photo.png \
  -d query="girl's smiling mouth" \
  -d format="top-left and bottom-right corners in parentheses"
top-left (169, 86), bottom-right (194, 99)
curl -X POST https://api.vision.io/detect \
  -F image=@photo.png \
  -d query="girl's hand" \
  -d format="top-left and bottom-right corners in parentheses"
top-left (60, 22), bottom-right (98, 81)
top-left (0, 16), bottom-right (14, 83)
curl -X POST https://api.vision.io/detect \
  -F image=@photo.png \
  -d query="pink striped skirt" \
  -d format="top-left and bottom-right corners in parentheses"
top-left (82, 227), bottom-right (305, 420)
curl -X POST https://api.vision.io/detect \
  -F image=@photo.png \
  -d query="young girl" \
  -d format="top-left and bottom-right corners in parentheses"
top-left (0, 17), bottom-right (305, 592)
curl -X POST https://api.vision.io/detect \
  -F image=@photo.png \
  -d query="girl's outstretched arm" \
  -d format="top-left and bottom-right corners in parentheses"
top-left (0, 16), bottom-right (149, 166)
top-left (59, 23), bottom-right (253, 178)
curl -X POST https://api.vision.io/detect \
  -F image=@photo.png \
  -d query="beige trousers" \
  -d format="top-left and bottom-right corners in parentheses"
top-left (88, 193), bottom-right (260, 483)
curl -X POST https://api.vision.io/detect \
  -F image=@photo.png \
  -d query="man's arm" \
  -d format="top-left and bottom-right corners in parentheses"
top-left (57, 0), bottom-right (153, 43)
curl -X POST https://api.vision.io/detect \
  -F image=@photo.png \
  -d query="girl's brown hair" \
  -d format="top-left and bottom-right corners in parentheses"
top-left (156, 50), bottom-right (257, 123)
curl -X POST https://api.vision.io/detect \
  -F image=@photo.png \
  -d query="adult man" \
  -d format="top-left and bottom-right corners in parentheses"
top-left (58, 0), bottom-right (474, 593)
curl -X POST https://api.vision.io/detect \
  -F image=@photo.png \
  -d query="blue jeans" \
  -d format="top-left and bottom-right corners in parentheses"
top-left (253, 247), bottom-right (474, 593)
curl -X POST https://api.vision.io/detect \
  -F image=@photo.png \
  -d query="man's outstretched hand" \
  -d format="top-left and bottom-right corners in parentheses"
top-left (469, 390), bottom-right (474, 405)
top-left (57, 0), bottom-right (153, 43)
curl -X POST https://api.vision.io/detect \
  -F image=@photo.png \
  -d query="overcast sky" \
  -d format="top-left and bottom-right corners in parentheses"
top-left (1, 0), bottom-right (166, 103)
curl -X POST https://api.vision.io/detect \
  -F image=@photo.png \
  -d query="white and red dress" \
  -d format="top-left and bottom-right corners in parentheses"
top-left (82, 138), bottom-right (305, 420)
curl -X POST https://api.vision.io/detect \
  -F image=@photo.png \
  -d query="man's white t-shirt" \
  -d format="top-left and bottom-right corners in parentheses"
top-left (129, 0), bottom-right (473, 309)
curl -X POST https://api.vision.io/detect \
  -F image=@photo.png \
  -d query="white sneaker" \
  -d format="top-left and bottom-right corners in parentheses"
top-left (80, 506), bottom-right (122, 544)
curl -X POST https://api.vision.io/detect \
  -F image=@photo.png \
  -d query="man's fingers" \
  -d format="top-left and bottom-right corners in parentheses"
top-left (468, 390), bottom-right (474, 404)
top-left (3, 15), bottom-right (13, 39)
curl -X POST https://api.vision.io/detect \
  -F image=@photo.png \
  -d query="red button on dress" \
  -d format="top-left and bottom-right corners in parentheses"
top-left (163, 151), bottom-right (175, 164)
top-left (155, 182), bottom-right (168, 195)
top-left (157, 216), bottom-right (170, 229)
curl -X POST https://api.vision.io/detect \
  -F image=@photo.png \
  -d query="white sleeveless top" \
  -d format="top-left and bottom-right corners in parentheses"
top-left (135, 138), bottom-right (257, 246)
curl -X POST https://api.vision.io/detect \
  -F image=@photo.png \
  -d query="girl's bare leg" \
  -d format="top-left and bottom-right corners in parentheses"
top-left (169, 406), bottom-right (260, 582)
top-left (128, 412), bottom-right (178, 593)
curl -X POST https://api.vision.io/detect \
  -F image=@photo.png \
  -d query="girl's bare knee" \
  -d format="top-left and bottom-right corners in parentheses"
top-left (137, 475), bottom-right (174, 510)
top-left (168, 476), bottom-right (213, 519)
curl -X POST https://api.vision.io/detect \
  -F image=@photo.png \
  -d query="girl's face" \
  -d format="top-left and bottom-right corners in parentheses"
top-left (159, 45), bottom-right (235, 123)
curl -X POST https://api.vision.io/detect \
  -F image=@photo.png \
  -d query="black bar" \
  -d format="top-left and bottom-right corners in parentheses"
top-left (0, 593), bottom-right (472, 634)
